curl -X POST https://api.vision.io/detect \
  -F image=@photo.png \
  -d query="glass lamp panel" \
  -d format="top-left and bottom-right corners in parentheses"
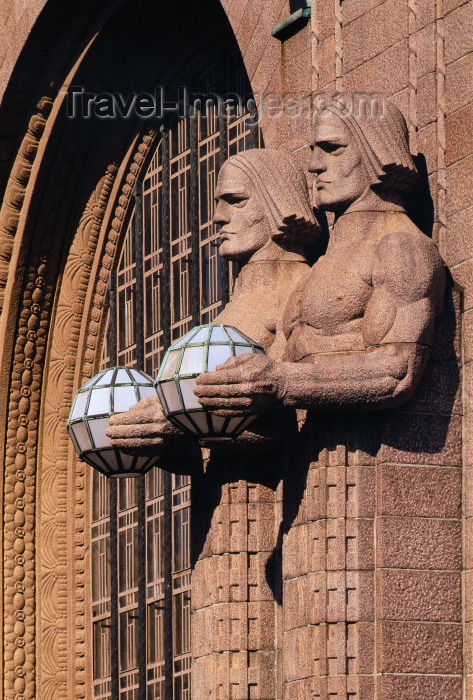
top-left (129, 369), bottom-right (150, 383)
top-left (207, 344), bottom-right (232, 372)
top-left (161, 381), bottom-right (182, 413)
top-left (179, 345), bottom-right (205, 376)
top-left (156, 384), bottom-right (166, 412)
top-left (138, 386), bottom-right (158, 400)
top-left (173, 328), bottom-right (200, 348)
top-left (114, 368), bottom-right (131, 384)
top-left (71, 391), bottom-right (88, 421)
top-left (112, 385), bottom-right (138, 413)
top-left (160, 349), bottom-right (181, 379)
top-left (68, 426), bottom-right (81, 454)
top-left (189, 411), bottom-right (211, 434)
top-left (95, 369), bottom-right (115, 386)
top-left (178, 378), bottom-right (201, 410)
top-left (119, 452), bottom-right (136, 472)
top-left (135, 456), bottom-right (151, 472)
top-left (210, 326), bottom-right (229, 342)
top-left (71, 421), bottom-right (92, 452)
top-left (225, 327), bottom-right (246, 343)
top-left (225, 416), bottom-right (247, 433)
top-left (172, 414), bottom-right (198, 434)
top-left (211, 414), bottom-right (227, 433)
top-left (82, 374), bottom-right (101, 390)
top-left (234, 345), bottom-right (253, 357)
top-left (85, 452), bottom-right (108, 472)
top-left (87, 388), bottom-right (111, 416)
top-left (89, 417), bottom-right (113, 450)
top-left (187, 327), bottom-right (210, 343)
top-left (101, 449), bottom-right (119, 473)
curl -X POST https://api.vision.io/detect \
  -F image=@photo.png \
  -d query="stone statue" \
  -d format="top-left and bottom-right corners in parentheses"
top-left (108, 101), bottom-right (449, 699)
top-left (194, 102), bottom-right (446, 415)
top-left (106, 148), bottom-right (320, 457)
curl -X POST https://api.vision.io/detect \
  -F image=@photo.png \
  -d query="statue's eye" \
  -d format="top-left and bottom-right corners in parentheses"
top-left (225, 194), bottom-right (247, 205)
top-left (319, 142), bottom-right (344, 154)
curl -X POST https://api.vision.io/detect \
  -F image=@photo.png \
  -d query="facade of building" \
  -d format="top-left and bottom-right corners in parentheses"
top-left (0, 0), bottom-right (472, 698)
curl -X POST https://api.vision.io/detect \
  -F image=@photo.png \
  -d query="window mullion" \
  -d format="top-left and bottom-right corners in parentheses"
top-left (218, 106), bottom-right (229, 306)
top-left (190, 108), bottom-right (200, 326)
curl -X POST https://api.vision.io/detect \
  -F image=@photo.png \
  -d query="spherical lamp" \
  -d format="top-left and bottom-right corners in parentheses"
top-left (155, 324), bottom-right (264, 440)
top-left (67, 366), bottom-right (160, 477)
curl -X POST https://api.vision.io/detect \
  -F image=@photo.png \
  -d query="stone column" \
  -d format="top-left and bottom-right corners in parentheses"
top-left (191, 453), bottom-right (280, 699)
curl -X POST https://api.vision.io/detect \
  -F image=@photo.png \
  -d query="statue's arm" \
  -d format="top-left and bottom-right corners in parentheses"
top-left (195, 231), bottom-right (446, 412)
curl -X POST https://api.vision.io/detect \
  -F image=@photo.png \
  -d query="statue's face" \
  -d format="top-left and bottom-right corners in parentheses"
top-left (309, 112), bottom-right (371, 213)
top-left (213, 163), bottom-right (273, 262)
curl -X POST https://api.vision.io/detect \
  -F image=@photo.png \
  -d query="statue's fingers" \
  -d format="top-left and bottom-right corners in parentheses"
top-left (215, 353), bottom-right (255, 371)
top-left (108, 410), bottom-right (161, 426)
top-left (196, 367), bottom-right (252, 386)
top-left (110, 437), bottom-right (165, 450)
top-left (194, 381), bottom-right (273, 398)
top-left (106, 422), bottom-right (168, 439)
top-left (196, 396), bottom-right (253, 410)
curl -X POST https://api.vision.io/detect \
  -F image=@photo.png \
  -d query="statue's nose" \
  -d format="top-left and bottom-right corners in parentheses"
top-left (212, 202), bottom-right (230, 225)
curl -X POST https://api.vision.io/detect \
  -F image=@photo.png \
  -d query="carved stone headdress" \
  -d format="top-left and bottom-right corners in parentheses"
top-left (327, 99), bottom-right (419, 193)
top-left (223, 148), bottom-right (320, 246)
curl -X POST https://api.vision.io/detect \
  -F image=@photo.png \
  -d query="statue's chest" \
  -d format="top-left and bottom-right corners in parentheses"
top-left (300, 247), bottom-right (373, 331)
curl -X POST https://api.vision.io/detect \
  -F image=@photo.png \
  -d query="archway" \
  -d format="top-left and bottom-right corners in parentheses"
top-left (0, 1), bottom-right (259, 696)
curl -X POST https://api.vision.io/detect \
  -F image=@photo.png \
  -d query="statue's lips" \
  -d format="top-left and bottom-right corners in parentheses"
top-left (219, 232), bottom-right (234, 242)
top-left (316, 180), bottom-right (331, 188)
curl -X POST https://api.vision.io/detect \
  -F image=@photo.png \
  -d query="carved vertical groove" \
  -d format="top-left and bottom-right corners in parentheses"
top-left (408, 0), bottom-right (418, 153)
top-left (310, 1), bottom-right (320, 96)
top-left (334, 0), bottom-right (343, 92)
top-left (434, 0), bottom-right (446, 248)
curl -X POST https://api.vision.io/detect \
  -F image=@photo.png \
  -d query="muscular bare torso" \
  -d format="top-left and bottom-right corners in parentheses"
top-left (282, 211), bottom-right (445, 363)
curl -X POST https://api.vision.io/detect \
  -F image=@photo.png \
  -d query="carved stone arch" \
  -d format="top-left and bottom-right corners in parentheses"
top-left (0, 1), bottom-right (258, 697)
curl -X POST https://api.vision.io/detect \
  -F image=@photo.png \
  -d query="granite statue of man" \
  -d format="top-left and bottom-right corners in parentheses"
top-left (106, 147), bottom-right (320, 457)
top-left (194, 102), bottom-right (446, 415)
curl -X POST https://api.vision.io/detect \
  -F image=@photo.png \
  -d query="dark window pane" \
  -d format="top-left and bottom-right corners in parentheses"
top-left (119, 611), bottom-right (138, 671)
top-left (173, 591), bottom-right (191, 656)
top-left (147, 603), bottom-right (164, 664)
top-left (173, 507), bottom-right (190, 572)
top-left (93, 619), bottom-right (111, 679)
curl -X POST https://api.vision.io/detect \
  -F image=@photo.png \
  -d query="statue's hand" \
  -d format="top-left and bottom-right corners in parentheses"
top-left (194, 353), bottom-right (282, 415)
top-left (106, 394), bottom-right (189, 455)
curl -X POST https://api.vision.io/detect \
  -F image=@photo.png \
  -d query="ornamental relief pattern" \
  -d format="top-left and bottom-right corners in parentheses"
top-left (0, 69), bottom-right (156, 695)
top-left (35, 129), bottom-right (157, 699)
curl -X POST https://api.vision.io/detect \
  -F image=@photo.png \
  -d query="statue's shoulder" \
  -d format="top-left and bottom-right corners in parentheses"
top-left (376, 216), bottom-right (443, 269)
top-left (373, 219), bottom-right (445, 304)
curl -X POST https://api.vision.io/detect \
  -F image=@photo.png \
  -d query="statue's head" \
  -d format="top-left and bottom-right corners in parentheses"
top-left (310, 98), bottom-right (418, 215)
top-left (213, 148), bottom-right (320, 263)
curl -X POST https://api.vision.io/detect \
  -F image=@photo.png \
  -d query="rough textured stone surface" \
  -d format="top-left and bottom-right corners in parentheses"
top-left (377, 570), bottom-right (462, 621)
top-left (378, 622), bottom-right (462, 674)
top-left (377, 464), bottom-right (462, 517)
top-left (378, 675), bottom-right (462, 699)
top-left (377, 517), bottom-right (462, 570)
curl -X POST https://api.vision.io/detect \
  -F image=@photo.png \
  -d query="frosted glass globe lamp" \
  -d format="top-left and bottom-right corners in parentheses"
top-left (155, 324), bottom-right (264, 440)
top-left (67, 366), bottom-right (160, 477)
